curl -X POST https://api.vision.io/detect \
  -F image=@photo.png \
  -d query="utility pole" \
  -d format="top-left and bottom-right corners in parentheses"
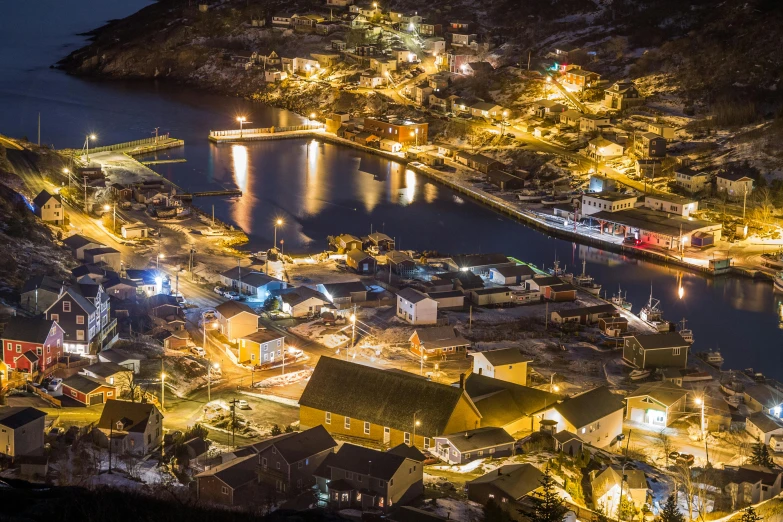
top-left (83, 175), bottom-right (88, 212)
top-left (160, 358), bottom-right (165, 410)
top-left (527, 51), bottom-right (531, 71)
top-left (743, 186), bottom-right (748, 220)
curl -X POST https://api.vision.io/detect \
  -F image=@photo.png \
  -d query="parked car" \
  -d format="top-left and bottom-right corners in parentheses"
top-left (213, 286), bottom-right (226, 296)
top-left (191, 346), bottom-right (206, 357)
top-left (47, 378), bottom-right (63, 391)
top-left (237, 400), bottom-right (250, 410)
top-left (227, 291), bottom-right (240, 300)
top-left (623, 236), bottom-right (642, 246)
top-left (676, 453), bottom-right (695, 466)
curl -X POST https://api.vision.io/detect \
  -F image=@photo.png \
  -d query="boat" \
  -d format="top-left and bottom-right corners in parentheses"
top-left (638, 286), bottom-right (672, 332)
top-left (570, 259), bottom-right (601, 295)
top-left (680, 369), bottom-right (713, 382)
top-left (630, 369), bottom-right (651, 381)
top-left (540, 195), bottom-right (574, 206)
top-left (547, 258), bottom-right (572, 279)
top-left (611, 285), bottom-right (632, 311)
top-left (678, 318), bottom-right (694, 344)
top-left (775, 272), bottom-right (783, 292)
top-left (697, 350), bottom-right (724, 368)
top-left (517, 190), bottom-right (547, 202)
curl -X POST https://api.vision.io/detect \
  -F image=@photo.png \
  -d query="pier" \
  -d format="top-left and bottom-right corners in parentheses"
top-left (142, 158), bottom-right (187, 165)
top-left (172, 190), bottom-right (242, 200)
top-left (62, 134), bottom-right (184, 158)
top-left (208, 124), bottom-right (324, 143)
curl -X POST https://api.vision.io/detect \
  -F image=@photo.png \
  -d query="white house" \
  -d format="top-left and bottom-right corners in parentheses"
top-left (675, 168), bottom-right (710, 194)
top-left (580, 193), bottom-right (638, 216)
top-left (746, 412), bottom-right (783, 445)
top-left (591, 467), bottom-right (649, 516)
top-left (542, 386), bottom-right (624, 448)
top-left (396, 288), bottom-right (438, 325)
top-left (587, 137), bottom-right (623, 160)
top-left (717, 172), bottom-right (754, 198)
top-left (642, 194), bottom-right (698, 218)
top-left (277, 287), bottom-right (331, 318)
top-left (488, 265), bottom-right (535, 285)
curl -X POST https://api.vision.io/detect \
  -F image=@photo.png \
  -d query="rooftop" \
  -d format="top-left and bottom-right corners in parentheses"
top-left (397, 287), bottom-right (432, 304)
top-left (632, 332), bottom-right (689, 350)
top-left (0, 407), bottom-right (46, 429)
top-left (1, 317), bottom-right (59, 344)
top-left (439, 427), bottom-right (514, 452)
top-left (553, 386), bottom-right (624, 429)
top-left (589, 207), bottom-right (720, 238)
top-left (215, 300), bottom-right (258, 319)
top-left (474, 348), bottom-right (532, 366)
top-left (468, 464), bottom-right (544, 501)
top-left (626, 381), bottom-right (687, 408)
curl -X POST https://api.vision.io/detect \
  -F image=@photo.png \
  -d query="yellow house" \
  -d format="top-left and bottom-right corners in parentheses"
top-left (215, 301), bottom-right (260, 342)
top-left (470, 348), bottom-right (532, 386)
top-left (239, 329), bottom-right (286, 365)
top-left (299, 357), bottom-right (482, 450)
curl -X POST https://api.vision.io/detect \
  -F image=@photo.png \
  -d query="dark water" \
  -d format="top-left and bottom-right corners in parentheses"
top-left (1, 1), bottom-right (782, 379)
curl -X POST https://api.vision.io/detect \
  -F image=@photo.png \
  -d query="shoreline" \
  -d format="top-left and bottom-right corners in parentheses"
top-left (210, 128), bottom-right (773, 281)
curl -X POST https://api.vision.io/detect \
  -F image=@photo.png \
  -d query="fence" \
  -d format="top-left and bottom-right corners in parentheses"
top-left (28, 384), bottom-right (61, 408)
top-left (209, 124), bottom-right (323, 137)
top-left (87, 134), bottom-right (171, 154)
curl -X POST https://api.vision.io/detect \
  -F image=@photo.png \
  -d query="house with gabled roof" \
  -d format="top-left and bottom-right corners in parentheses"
top-left (717, 171), bottom-right (754, 199)
top-left (604, 80), bottom-right (643, 110)
top-left (434, 427), bottom-right (514, 465)
top-left (299, 357), bottom-right (481, 450)
top-left (318, 281), bottom-right (368, 306)
top-left (20, 275), bottom-right (64, 313)
top-left (409, 326), bottom-right (470, 358)
top-left (625, 381), bottom-right (687, 428)
top-left (239, 329), bottom-right (285, 365)
top-left (542, 386), bottom-right (624, 448)
top-left (743, 384), bottom-right (783, 418)
top-left (488, 265), bottom-right (535, 286)
top-left (215, 301), bottom-right (260, 342)
top-left (1, 317), bottom-right (64, 374)
top-left (63, 234), bottom-right (102, 260)
top-left (623, 332), bottom-right (690, 369)
top-left (721, 465), bottom-right (783, 510)
top-left (277, 286), bottom-right (331, 318)
top-left (80, 361), bottom-right (133, 388)
top-left (32, 190), bottom-right (64, 224)
top-left (196, 454), bottom-right (259, 505)
top-left (45, 285), bottom-right (115, 355)
top-left (470, 348), bottom-right (532, 386)
top-left (590, 466), bottom-right (649, 515)
top-left (397, 288), bottom-right (438, 325)
top-left (0, 407), bottom-right (47, 458)
top-left (61, 373), bottom-right (117, 406)
top-left (467, 464), bottom-right (545, 518)
top-left (746, 412), bottom-right (783, 445)
top-left (94, 399), bottom-right (162, 455)
top-left (256, 425), bottom-right (337, 495)
top-left (314, 443), bottom-right (423, 512)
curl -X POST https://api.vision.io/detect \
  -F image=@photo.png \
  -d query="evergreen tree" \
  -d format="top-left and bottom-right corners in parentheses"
top-left (270, 424), bottom-right (282, 436)
top-left (741, 506), bottom-right (761, 522)
top-left (526, 467), bottom-right (568, 522)
top-left (484, 498), bottom-right (511, 522)
top-left (658, 495), bottom-right (685, 522)
top-left (750, 443), bottom-right (774, 468)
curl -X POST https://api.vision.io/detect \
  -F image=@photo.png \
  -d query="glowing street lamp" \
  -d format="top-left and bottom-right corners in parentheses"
top-left (207, 361), bottom-right (220, 402)
top-left (84, 134), bottom-right (97, 163)
top-left (103, 203), bottom-right (116, 233)
top-left (694, 396), bottom-right (705, 439)
top-left (281, 346), bottom-right (296, 375)
top-left (274, 218), bottom-right (283, 249)
top-left (237, 116), bottom-right (247, 138)
top-left (156, 252), bottom-right (165, 269)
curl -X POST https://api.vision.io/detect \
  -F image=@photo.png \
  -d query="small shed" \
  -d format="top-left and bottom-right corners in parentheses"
top-left (346, 250), bottom-right (377, 274)
top-left (487, 170), bottom-right (524, 191)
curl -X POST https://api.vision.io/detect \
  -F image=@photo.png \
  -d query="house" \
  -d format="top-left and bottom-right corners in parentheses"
top-left (98, 349), bottom-right (140, 373)
top-left (385, 251), bottom-right (416, 277)
top-left (590, 467), bottom-right (649, 516)
top-left (642, 193), bottom-right (698, 218)
top-left (547, 283), bottom-right (577, 302)
top-left (215, 301), bottom-right (260, 342)
top-left (397, 288), bottom-right (438, 325)
top-left (487, 170), bottom-right (524, 191)
top-left (369, 58), bottom-right (398, 76)
top-left (94, 400), bottom-right (163, 455)
top-left (104, 277), bottom-right (138, 301)
top-left (196, 454), bottom-right (258, 505)
top-left (45, 286), bottom-right (114, 355)
top-left (599, 316), bottom-right (629, 336)
top-left (532, 99), bottom-right (567, 118)
top-left (239, 329), bottom-right (285, 365)
top-left (147, 293), bottom-right (181, 322)
top-left (181, 436), bottom-right (211, 471)
top-left (623, 332), bottom-right (690, 369)
top-left (550, 304), bottom-right (617, 326)
top-left (334, 233), bottom-right (363, 253)
top-left (488, 265), bottom-right (535, 285)
top-left (434, 427), bottom-right (514, 465)
top-left (367, 232), bottom-right (395, 251)
top-left (459, 153), bottom-right (505, 174)
top-left (648, 122), bottom-right (675, 140)
top-left (63, 234), bottom-right (102, 260)
top-left (121, 222), bottom-right (149, 239)
top-left (579, 113), bottom-right (611, 132)
top-left (542, 386), bottom-right (624, 448)
top-left (635, 159), bottom-right (663, 181)
top-left (580, 192), bottom-right (639, 216)
top-left (346, 250), bottom-right (377, 274)
top-left (318, 281), bottom-right (367, 307)
top-left (470, 348), bottom-right (531, 386)
top-left (82, 246), bottom-right (121, 271)
top-left (257, 425), bottom-right (337, 495)
top-left (560, 110), bottom-right (582, 127)
top-left (299, 357), bottom-right (482, 449)
top-left (722, 466), bottom-right (783, 510)
top-left (363, 117), bottom-right (428, 145)
top-left (470, 101), bottom-right (505, 120)
top-left (412, 83), bottom-right (433, 106)
top-left (0, 407), bottom-right (47, 458)
top-left (717, 172), bottom-right (754, 198)
top-left (125, 269), bottom-right (159, 296)
top-left (604, 80), bottom-right (643, 110)
top-left (525, 276), bottom-right (563, 293)
top-left (587, 137), bottom-right (624, 160)
top-left (625, 382), bottom-right (687, 428)
top-left (552, 431), bottom-right (583, 456)
top-left (743, 384), bottom-right (783, 417)
top-left (450, 33), bottom-right (476, 47)
top-left (634, 131), bottom-right (667, 158)
top-left (675, 167), bottom-right (710, 194)
top-left (469, 287), bottom-right (512, 307)
top-left (426, 291), bottom-right (465, 310)
top-left (1, 317), bottom-right (64, 375)
top-left (466, 464), bottom-right (545, 519)
top-left (162, 330), bottom-right (191, 350)
top-left (589, 175), bottom-right (617, 193)
top-left (381, 139), bottom-right (403, 153)
top-left (448, 253), bottom-right (514, 275)
top-left (265, 68), bottom-right (288, 82)
top-left (277, 287), bottom-right (331, 318)
top-left (462, 373), bottom-right (559, 435)
top-left (20, 275), bottom-right (63, 314)
top-left (61, 373), bottom-right (117, 406)
top-left (409, 326), bottom-right (470, 359)
top-left (218, 267), bottom-right (287, 299)
top-left (745, 412), bottom-right (783, 445)
top-left (564, 68), bottom-right (600, 90)
top-left (32, 190), bottom-right (64, 224)
top-left (80, 361), bottom-right (132, 388)
top-left (314, 443), bottom-right (424, 512)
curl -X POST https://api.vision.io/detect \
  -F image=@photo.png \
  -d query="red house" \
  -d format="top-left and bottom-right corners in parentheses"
top-left (61, 374), bottom-right (117, 406)
top-left (1, 317), bottom-right (64, 375)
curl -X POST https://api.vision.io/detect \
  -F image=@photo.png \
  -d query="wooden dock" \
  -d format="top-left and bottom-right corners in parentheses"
top-left (208, 124), bottom-right (324, 143)
top-left (142, 158), bottom-right (187, 165)
top-left (171, 190), bottom-right (242, 200)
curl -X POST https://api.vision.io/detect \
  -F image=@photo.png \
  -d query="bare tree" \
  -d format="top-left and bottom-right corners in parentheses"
top-left (674, 464), bottom-right (696, 522)
top-left (656, 429), bottom-right (675, 467)
top-left (116, 371), bottom-right (141, 402)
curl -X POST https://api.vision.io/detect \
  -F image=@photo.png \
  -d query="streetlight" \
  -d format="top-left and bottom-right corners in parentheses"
top-left (157, 252), bottom-right (165, 269)
top-left (237, 116), bottom-right (247, 138)
top-left (103, 203), bottom-right (116, 233)
top-left (84, 134), bottom-right (96, 163)
top-left (309, 112), bottom-right (316, 121)
top-left (281, 346), bottom-right (295, 375)
top-left (550, 373), bottom-right (558, 393)
top-left (161, 372), bottom-right (166, 409)
top-left (274, 218), bottom-right (283, 248)
top-left (207, 361), bottom-right (220, 403)
top-left (412, 412), bottom-right (421, 447)
top-left (695, 396), bottom-right (705, 440)
top-left (350, 313), bottom-right (356, 351)
top-left (501, 110), bottom-right (509, 136)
